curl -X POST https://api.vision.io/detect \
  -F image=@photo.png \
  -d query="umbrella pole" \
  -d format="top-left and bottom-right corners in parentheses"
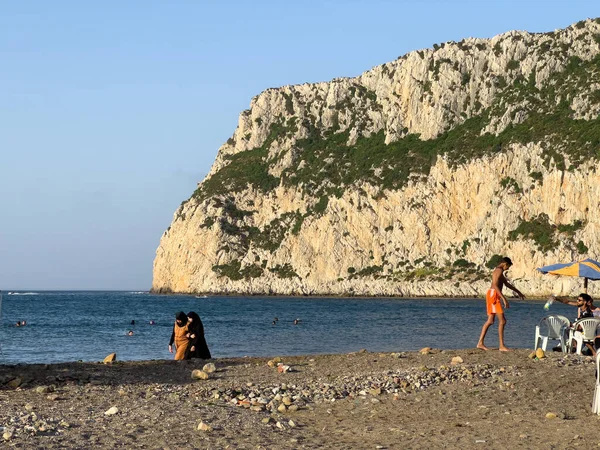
top-left (584, 277), bottom-right (589, 293)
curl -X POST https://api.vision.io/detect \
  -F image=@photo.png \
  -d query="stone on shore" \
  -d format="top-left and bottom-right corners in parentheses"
top-left (191, 370), bottom-right (209, 380)
top-left (202, 363), bottom-right (216, 373)
top-left (277, 364), bottom-right (291, 373)
top-left (535, 348), bottom-right (546, 359)
top-left (7, 377), bottom-right (22, 389)
top-left (197, 421), bottom-right (213, 432)
top-left (104, 406), bottom-right (119, 416)
top-left (35, 386), bottom-right (52, 394)
top-left (103, 353), bottom-right (117, 364)
top-left (451, 356), bottom-right (463, 365)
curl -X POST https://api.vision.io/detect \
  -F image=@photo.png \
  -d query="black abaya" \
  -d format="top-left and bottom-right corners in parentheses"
top-left (185, 311), bottom-right (211, 360)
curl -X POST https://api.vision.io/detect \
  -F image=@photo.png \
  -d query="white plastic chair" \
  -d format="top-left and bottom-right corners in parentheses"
top-left (593, 352), bottom-right (600, 414)
top-left (569, 318), bottom-right (600, 355)
top-left (534, 315), bottom-right (571, 352)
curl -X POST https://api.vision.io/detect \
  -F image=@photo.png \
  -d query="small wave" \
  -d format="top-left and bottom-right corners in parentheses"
top-left (7, 292), bottom-right (39, 296)
top-left (128, 291), bottom-right (148, 295)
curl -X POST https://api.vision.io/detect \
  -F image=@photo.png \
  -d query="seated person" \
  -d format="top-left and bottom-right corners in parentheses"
top-left (553, 293), bottom-right (594, 321)
top-left (554, 293), bottom-right (597, 355)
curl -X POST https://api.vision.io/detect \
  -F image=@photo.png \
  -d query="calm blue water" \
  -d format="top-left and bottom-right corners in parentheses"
top-left (0, 291), bottom-right (575, 364)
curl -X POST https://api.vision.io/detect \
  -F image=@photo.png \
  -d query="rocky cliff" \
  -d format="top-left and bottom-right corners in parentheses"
top-left (153, 19), bottom-right (600, 297)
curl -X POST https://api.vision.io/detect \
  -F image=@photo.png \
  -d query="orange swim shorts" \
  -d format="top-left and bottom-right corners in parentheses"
top-left (486, 288), bottom-right (503, 314)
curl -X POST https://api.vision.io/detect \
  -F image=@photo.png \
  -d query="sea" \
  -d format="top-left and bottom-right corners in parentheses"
top-left (0, 291), bottom-right (574, 364)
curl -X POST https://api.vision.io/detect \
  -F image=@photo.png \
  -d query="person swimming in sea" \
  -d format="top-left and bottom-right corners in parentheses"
top-left (127, 330), bottom-right (134, 336)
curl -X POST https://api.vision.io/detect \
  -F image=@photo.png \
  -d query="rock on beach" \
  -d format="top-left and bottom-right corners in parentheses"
top-left (191, 370), bottom-right (209, 380)
top-left (103, 353), bottom-right (117, 364)
top-left (104, 407), bottom-right (119, 416)
top-left (202, 363), bottom-right (216, 373)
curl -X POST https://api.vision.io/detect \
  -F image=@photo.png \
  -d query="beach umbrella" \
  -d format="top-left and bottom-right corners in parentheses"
top-left (537, 258), bottom-right (600, 293)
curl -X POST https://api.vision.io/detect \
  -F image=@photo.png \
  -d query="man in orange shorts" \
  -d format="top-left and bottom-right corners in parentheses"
top-left (477, 257), bottom-right (525, 352)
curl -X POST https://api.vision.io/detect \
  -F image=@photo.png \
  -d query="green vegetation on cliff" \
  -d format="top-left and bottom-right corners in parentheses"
top-left (194, 54), bottom-right (600, 205)
top-left (508, 214), bottom-right (587, 253)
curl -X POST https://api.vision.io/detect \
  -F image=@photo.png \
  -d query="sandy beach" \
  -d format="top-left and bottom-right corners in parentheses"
top-left (1, 349), bottom-right (598, 449)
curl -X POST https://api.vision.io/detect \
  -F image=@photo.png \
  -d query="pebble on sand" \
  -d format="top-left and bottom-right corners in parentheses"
top-left (191, 370), bottom-right (209, 380)
top-left (7, 377), bottom-right (22, 389)
top-left (197, 421), bottom-right (213, 432)
top-left (202, 363), bottom-right (216, 373)
top-left (104, 407), bottom-right (119, 416)
top-left (35, 386), bottom-right (52, 394)
top-left (451, 356), bottom-right (464, 365)
top-left (277, 364), bottom-right (292, 373)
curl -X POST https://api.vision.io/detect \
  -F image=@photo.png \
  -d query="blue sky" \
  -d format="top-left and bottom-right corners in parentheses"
top-left (1, 1), bottom-right (599, 290)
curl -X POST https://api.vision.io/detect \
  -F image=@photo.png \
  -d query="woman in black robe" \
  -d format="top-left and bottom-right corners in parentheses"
top-left (185, 311), bottom-right (211, 360)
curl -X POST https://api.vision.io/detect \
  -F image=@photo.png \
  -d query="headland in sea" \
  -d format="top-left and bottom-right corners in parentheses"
top-left (0, 349), bottom-right (597, 448)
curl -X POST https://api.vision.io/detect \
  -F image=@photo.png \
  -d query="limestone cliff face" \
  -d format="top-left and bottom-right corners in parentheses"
top-left (153, 19), bottom-right (600, 297)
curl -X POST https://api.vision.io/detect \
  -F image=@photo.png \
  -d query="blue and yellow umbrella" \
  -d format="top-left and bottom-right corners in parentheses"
top-left (537, 258), bottom-right (600, 292)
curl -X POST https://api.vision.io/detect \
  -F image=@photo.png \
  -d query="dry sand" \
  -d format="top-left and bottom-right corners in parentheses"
top-left (1, 348), bottom-right (599, 449)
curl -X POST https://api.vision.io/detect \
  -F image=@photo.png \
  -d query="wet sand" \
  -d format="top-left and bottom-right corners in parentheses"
top-left (1, 348), bottom-right (598, 449)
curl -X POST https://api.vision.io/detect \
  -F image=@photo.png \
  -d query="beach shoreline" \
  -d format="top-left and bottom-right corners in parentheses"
top-left (1, 349), bottom-right (598, 448)
top-left (150, 291), bottom-right (555, 301)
